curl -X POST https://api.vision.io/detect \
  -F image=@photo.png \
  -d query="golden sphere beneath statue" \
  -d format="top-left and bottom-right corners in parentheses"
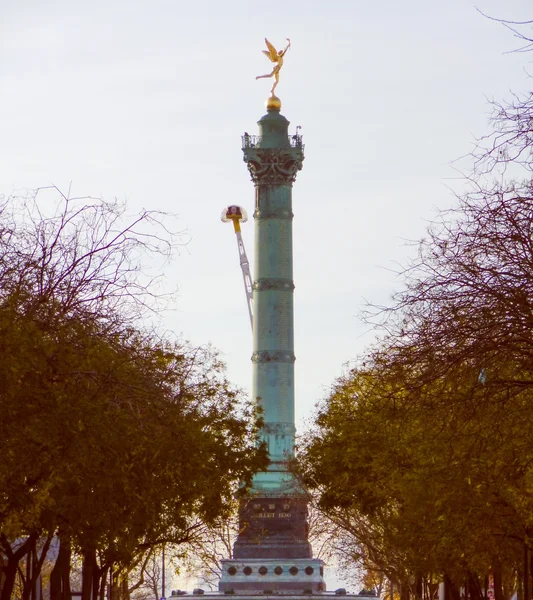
top-left (266, 95), bottom-right (282, 111)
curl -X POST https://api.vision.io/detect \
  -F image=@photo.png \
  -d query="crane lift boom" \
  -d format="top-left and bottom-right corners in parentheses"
top-left (221, 205), bottom-right (253, 330)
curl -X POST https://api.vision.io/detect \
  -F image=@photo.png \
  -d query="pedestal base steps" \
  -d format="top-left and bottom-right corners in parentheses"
top-left (218, 559), bottom-right (325, 594)
top-left (173, 591), bottom-right (377, 600)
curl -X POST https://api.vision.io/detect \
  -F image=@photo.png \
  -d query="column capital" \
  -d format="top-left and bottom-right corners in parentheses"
top-left (243, 147), bottom-right (304, 186)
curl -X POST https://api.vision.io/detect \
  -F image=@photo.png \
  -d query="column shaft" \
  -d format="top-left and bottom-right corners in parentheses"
top-left (253, 184), bottom-right (295, 464)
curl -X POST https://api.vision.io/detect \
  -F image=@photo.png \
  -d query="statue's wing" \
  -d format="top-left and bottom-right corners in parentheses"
top-left (264, 38), bottom-right (278, 62)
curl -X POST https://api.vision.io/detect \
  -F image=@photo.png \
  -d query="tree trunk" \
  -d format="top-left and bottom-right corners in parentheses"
top-left (50, 554), bottom-right (61, 600)
top-left (444, 575), bottom-right (461, 600)
top-left (99, 566), bottom-right (109, 600)
top-left (529, 549), bottom-right (533, 600)
top-left (493, 563), bottom-right (504, 600)
top-left (25, 548), bottom-right (32, 599)
top-left (415, 576), bottom-right (423, 600)
top-left (22, 535), bottom-right (53, 600)
top-left (427, 582), bottom-right (440, 600)
top-left (0, 533), bottom-right (38, 600)
top-left (121, 578), bottom-right (130, 600)
top-left (50, 534), bottom-right (72, 600)
top-left (22, 547), bottom-right (34, 600)
top-left (111, 571), bottom-right (120, 600)
top-left (518, 568), bottom-right (524, 600)
top-left (92, 558), bottom-right (101, 600)
top-left (400, 580), bottom-right (410, 600)
top-left (522, 545), bottom-right (528, 600)
top-left (444, 575), bottom-right (451, 600)
top-left (0, 561), bottom-right (4, 600)
top-left (0, 559), bottom-right (19, 600)
top-left (467, 571), bottom-right (484, 600)
top-left (0, 557), bottom-right (5, 598)
top-left (451, 582), bottom-right (461, 600)
top-left (81, 550), bottom-right (99, 600)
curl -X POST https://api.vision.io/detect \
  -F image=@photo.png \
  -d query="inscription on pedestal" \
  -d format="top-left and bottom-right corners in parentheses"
top-left (233, 497), bottom-right (312, 559)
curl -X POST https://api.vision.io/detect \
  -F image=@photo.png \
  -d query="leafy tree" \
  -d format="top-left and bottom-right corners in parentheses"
top-left (0, 188), bottom-right (268, 600)
top-left (298, 24), bottom-right (533, 597)
top-left (298, 359), bottom-right (533, 598)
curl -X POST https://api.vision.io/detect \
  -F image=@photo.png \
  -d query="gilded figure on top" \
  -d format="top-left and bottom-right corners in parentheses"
top-left (256, 38), bottom-right (291, 96)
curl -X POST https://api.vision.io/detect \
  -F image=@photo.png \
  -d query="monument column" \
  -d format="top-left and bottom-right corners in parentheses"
top-left (232, 95), bottom-right (310, 561)
top-left (218, 95), bottom-right (326, 594)
top-left (216, 38), bottom-right (326, 595)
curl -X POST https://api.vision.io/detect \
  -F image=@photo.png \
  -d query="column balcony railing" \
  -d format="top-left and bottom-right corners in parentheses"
top-left (241, 134), bottom-right (304, 150)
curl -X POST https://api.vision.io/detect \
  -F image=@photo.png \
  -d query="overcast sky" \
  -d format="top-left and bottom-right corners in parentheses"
top-left (1, 0), bottom-right (532, 585)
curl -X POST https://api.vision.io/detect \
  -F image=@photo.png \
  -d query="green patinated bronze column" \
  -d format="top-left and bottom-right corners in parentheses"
top-left (233, 96), bottom-right (311, 560)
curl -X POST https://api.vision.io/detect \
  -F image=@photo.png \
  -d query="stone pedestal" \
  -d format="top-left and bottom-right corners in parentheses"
top-left (233, 496), bottom-right (312, 560)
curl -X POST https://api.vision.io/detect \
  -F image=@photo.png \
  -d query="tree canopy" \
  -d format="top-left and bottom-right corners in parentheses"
top-left (0, 189), bottom-right (268, 600)
top-left (298, 26), bottom-right (533, 600)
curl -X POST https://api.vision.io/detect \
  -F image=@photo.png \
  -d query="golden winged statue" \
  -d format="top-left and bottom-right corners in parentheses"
top-left (256, 38), bottom-right (291, 96)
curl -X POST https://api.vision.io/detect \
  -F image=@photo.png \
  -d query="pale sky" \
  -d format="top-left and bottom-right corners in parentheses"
top-left (1, 0), bottom-right (532, 586)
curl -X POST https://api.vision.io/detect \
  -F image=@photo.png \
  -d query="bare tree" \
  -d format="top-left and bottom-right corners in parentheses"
top-left (176, 516), bottom-right (237, 591)
top-left (472, 13), bottom-right (533, 175)
top-left (368, 179), bottom-right (533, 392)
top-left (0, 186), bottom-right (182, 327)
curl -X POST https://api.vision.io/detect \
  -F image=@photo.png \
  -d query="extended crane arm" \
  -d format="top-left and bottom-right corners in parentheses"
top-left (234, 227), bottom-right (253, 330)
top-left (221, 205), bottom-right (253, 331)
